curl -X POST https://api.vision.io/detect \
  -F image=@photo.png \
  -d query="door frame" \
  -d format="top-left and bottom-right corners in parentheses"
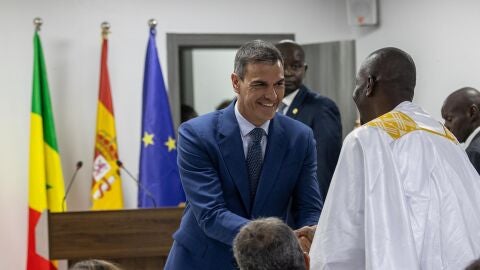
top-left (166, 33), bottom-right (294, 128)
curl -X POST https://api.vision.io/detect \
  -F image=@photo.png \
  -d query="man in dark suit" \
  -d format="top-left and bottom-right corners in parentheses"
top-left (442, 87), bottom-right (480, 173)
top-left (275, 41), bottom-right (342, 200)
top-left (164, 40), bottom-right (322, 270)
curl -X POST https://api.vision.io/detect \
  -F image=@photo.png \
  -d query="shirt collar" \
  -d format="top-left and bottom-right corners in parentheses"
top-left (464, 126), bottom-right (480, 149)
top-left (235, 101), bottom-right (270, 137)
top-left (282, 89), bottom-right (300, 107)
top-left (393, 100), bottom-right (413, 111)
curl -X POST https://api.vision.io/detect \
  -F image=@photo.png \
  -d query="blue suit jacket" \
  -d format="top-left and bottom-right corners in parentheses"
top-left (286, 85), bottom-right (342, 200)
top-left (164, 102), bottom-right (322, 270)
top-left (466, 132), bottom-right (480, 174)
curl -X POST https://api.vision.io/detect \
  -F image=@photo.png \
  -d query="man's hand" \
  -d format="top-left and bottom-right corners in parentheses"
top-left (294, 225), bottom-right (317, 253)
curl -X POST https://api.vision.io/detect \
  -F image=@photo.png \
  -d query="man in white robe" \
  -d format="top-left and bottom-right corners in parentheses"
top-left (308, 47), bottom-right (480, 269)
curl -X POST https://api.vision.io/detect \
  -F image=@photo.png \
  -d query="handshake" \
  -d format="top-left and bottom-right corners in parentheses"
top-left (294, 225), bottom-right (317, 253)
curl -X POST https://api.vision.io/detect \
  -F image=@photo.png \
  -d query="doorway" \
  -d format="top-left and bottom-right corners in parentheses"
top-left (167, 34), bottom-right (357, 137)
top-left (167, 33), bottom-right (294, 127)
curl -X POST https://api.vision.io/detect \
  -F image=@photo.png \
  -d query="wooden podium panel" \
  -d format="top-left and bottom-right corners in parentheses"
top-left (40, 208), bottom-right (183, 269)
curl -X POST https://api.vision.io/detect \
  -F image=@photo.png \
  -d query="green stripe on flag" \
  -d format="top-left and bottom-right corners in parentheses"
top-left (32, 32), bottom-right (59, 152)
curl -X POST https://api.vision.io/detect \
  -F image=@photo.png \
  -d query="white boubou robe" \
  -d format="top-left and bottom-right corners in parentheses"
top-left (310, 101), bottom-right (480, 270)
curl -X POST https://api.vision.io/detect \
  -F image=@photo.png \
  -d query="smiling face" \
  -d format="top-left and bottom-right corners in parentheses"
top-left (232, 61), bottom-right (285, 126)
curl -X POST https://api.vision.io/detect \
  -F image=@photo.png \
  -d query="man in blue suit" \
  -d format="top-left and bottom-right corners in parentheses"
top-left (276, 41), bottom-right (342, 201)
top-left (165, 40), bottom-right (322, 269)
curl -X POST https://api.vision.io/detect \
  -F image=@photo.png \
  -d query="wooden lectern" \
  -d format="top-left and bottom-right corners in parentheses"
top-left (36, 208), bottom-right (183, 270)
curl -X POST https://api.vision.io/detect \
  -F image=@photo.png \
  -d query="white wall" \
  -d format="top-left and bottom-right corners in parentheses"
top-left (354, 0), bottom-right (480, 119)
top-left (192, 48), bottom-right (237, 115)
top-left (0, 0), bottom-right (352, 268)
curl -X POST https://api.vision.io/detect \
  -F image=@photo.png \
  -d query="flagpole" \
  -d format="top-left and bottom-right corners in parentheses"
top-left (101, 21), bottom-right (110, 39)
top-left (148, 18), bottom-right (157, 30)
top-left (33, 17), bottom-right (42, 32)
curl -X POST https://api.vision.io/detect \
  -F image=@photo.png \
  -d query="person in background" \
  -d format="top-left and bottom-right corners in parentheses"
top-left (466, 258), bottom-right (480, 270)
top-left (164, 40), bottom-right (322, 270)
top-left (69, 259), bottom-right (123, 270)
top-left (216, 99), bottom-right (234, 110)
top-left (275, 40), bottom-right (342, 201)
top-left (181, 104), bottom-right (198, 123)
top-left (306, 47), bottom-right (480, 269)
top-left (442, 87), bottom-right (480, 173)
top-left (233, 217), bottom-right (309, 270)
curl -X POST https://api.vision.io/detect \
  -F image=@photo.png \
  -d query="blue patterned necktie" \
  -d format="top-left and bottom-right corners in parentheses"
top-left (246, 128), bottom-right (265, 203)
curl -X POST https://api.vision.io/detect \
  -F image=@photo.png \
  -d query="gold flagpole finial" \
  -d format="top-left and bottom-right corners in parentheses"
top-left (101, 21), bottom-right (110, 38)
top-left (33, 17), bottom-right (43, 32)
top-left (148, 19), bottom-right (157, 29)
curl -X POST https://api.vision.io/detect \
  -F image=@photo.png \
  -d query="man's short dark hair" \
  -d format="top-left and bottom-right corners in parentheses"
top-left (466, 258), bottom-right (480, 270)
top-left (180, 104), bottom-right (198, 123)
top-left (233, 217), bottom-right (306, 270)
top-left (216, 99), bottom-right (233, 110)
top-left (69, 259), bottom-right (122, 270)
top-left (234, 40), bottom-right (284, 80)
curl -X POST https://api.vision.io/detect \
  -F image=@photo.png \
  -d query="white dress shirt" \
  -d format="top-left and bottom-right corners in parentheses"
top-left (234, 102), bottom-right (269, 158)
top-left (279, 89), bottom-right (299, 114)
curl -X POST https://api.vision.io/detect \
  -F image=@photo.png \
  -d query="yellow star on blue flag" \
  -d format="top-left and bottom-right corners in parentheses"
top-left (142, 132), bottom-right (154, 147)
top-left (164, 136), bottom-right (176, 152)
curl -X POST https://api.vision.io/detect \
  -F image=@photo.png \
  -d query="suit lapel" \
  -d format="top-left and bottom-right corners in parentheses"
top-left (252, 117), bottom-right (287, 215)
top-left (286, 86), bottom-right (308, 119)
top-left (218, 103), bottom-right (251, 213)
top-left (471, 132), bottom-right (480, 147)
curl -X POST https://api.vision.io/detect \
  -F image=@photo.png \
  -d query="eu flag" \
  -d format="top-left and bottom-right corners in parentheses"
top-left (138, 27), bottom-right (185, 207)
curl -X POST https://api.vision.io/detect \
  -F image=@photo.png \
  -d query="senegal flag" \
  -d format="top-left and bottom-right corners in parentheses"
top-left (27, 32), bottom-right (65, 270)
top-left (91, 33), bottom-right (124, 210)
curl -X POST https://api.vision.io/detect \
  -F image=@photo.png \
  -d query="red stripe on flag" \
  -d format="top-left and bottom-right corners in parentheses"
top-left (26, 208), bottom-right (56, 270)
top-left (98, 38), bottom-right (114, 115)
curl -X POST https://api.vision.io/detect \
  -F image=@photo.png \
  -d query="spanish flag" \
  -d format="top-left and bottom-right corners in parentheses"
top-left (91, 31), bottom-right (124, 210)
top-left (27, 31), bottom-right (65, 270)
